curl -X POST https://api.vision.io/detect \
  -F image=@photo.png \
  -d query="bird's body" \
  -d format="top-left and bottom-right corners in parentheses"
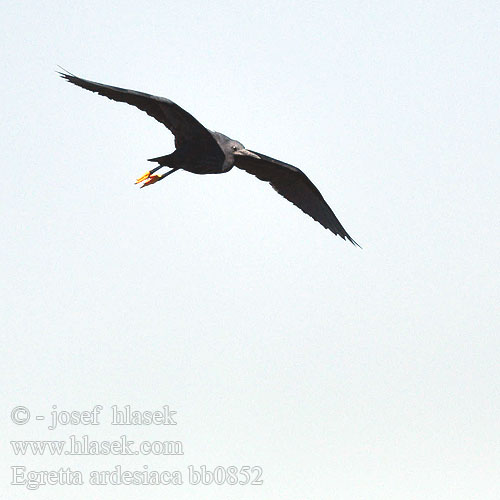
top-left (59, 70), bottom-right (359, 245)
top-left (148, 131), bottom-right (235, 175)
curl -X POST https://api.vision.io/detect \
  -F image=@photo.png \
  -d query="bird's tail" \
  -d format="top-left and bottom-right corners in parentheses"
top-left (147, 154), bottom-right (172, 165)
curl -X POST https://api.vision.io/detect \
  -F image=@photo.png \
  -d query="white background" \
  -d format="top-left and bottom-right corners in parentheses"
top-left (1, 1), bottom-right (499, 498)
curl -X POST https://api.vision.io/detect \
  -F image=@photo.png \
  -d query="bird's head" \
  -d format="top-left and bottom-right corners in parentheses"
top-left (231, 141), bottom-right (260, 158)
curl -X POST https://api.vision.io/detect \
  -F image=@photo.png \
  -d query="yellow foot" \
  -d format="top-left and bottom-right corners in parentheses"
top-left (135, 171), bottom-right (161, 188)
top-left (139, 175), bottom-right (161, 188)
top-left (135, 171), bottom-right (152, 184)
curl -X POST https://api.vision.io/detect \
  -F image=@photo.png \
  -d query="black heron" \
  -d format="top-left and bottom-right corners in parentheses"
top-left (59, 70), bottom-right (359, 246)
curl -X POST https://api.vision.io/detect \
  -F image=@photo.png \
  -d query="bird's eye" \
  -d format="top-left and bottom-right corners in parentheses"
top-left (232, 145), bottom-right (238, 151)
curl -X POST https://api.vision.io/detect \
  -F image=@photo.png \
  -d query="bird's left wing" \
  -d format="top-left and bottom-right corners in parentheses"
top-left (58, 71), bottom-right (216, 149)
top-left (234, 151), bottom-right (359, 245)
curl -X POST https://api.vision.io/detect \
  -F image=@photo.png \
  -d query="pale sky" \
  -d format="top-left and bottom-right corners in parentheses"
top-left (1, 1), bottom-right (499, 499)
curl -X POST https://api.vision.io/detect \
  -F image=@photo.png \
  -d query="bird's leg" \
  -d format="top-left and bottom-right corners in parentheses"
top-left (137, 167), bottom-right (179, 188)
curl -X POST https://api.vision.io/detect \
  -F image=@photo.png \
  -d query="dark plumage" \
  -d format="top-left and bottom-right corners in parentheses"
top-left (59, 70), bottom-right (359, 245)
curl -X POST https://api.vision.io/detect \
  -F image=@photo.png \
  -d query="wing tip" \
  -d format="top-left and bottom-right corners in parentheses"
top-left (56, 66), bottom-right (80, 86)
top-left (345, 234), bottom-right (362, 248)
top-left (333, 227), bottom-right (361, 248)
top-left (56, 65), bottom-right (72, 76)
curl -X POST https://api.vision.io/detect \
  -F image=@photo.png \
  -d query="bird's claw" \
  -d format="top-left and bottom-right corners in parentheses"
top-left (138, 174), bottom-right (161, 188)
top-left (135, 171), bottom-right (152, 185)
top-left (135, 170), bottom-right (161, 188)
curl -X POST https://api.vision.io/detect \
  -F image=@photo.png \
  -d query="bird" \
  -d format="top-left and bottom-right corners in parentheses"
top-left (58, 70), bottom-right (359, 246)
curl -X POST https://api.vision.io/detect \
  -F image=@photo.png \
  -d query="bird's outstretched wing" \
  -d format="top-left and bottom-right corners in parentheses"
top-left (234, 151), bottom-right (359, 246)
top-left (58, 71), bottom-right (215, 148)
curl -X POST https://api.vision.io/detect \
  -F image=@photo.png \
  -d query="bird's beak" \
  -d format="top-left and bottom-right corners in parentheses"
top-left (234, 149), bottom-right (260, 159)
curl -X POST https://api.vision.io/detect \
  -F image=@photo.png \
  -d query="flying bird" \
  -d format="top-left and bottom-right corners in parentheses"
top-left (59, 70), bottom-right (359, 245)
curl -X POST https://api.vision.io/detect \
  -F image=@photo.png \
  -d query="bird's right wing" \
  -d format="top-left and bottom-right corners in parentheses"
top-left (234, 151), bottom-right (359, 245)
top-left (58, 71), bottom-right (216, 148)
